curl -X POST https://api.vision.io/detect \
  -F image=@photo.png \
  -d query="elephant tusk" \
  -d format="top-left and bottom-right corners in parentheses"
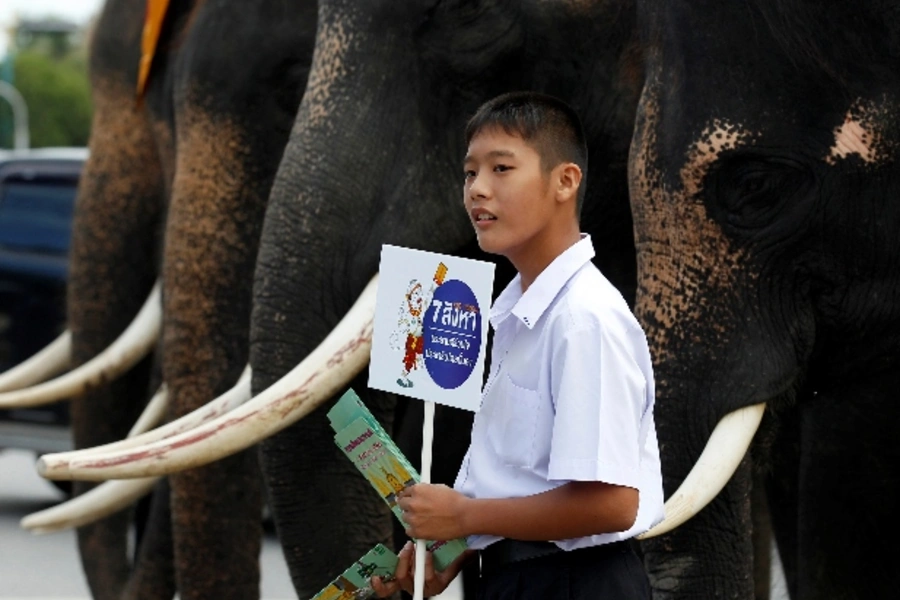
top-left (638, 402), bottom-right (766, 539)
top-left (21, 383), bottom-right (170, 533)
top-left (39, 366), bottom-right (251, 478)
top-left (19, 383), bottom-right (169, 533)
top-left (0, 282), bottom-right (162, 409)
top-left (20, 478), bottom-right (158, 534)
top-left (127, 383), bottom-right (169, 438)
top-left (0, 331), bottom-right (72, 392)
top-left (38, 277), bottom-right (376, 481)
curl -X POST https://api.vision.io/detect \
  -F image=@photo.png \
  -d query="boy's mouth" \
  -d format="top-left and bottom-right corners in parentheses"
top-left (471, 208), bottom-right (497, 224)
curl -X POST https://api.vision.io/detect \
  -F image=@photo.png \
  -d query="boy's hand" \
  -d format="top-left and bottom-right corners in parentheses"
top-left (371, 541), bottom-right (413, 598)
top-left (397, 483), bottom-right (469, 540)
top-left (370, 541), bottom-right (474, 598)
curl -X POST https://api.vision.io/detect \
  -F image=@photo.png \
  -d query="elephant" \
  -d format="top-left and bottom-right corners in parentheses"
top-left (629, 0), bottom-right (900, 598)
top-left (248, 0), bottom-right (644, 594)
top-left (32, 0), bottom-right (648, 598)
top-left (59, 0), bottom-right (316, 597)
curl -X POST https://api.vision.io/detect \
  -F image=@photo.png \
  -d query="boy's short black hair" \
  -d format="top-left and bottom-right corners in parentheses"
top-left (465, 91), bottom-right (589, 214)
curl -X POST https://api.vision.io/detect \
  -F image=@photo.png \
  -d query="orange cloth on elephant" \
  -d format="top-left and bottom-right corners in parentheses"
top-left (137, 0), bottom-right (171, 100)
top-left (403, 334), bottom-right (423, 372)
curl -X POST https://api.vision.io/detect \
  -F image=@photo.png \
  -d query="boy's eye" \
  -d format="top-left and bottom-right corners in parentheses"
top-left (464, 169), bottom-right (476, 179)
top-left (493, 164), bottom-right (512, 173)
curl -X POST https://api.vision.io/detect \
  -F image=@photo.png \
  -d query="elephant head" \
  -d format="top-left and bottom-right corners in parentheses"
top-left (630, 1), bottom-right (900, 598)
top-left (250, 0), bottom-right (643, 593)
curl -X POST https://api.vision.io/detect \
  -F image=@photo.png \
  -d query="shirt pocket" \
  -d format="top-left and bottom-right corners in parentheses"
top-left (487, 374), bottom-right (541, 469)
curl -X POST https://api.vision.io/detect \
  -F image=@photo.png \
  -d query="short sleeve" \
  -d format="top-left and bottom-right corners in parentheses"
top-left (547, 320), bottom-right (646, 489)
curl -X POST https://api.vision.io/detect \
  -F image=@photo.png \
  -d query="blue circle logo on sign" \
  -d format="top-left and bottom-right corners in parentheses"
top-left (423, 279), bottom-right (482, 389)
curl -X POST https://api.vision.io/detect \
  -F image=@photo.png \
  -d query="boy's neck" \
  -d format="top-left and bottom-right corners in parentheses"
top-left (513, 225), bottom-right (582, 293)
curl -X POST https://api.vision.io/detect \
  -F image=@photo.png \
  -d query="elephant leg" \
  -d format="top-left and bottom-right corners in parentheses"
top-left (643, 452), bottom-right (756, 598)
top-left (796, 377), bottom-right (900, 599)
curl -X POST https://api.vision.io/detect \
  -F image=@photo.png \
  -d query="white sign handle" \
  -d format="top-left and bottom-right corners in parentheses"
top-left (413, 400), bottom-right (435, 600)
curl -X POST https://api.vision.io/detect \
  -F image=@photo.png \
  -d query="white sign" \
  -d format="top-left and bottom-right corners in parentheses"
top-left (369, 244), bottom-right (495, 412)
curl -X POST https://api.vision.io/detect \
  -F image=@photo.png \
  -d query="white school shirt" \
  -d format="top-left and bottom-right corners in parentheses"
top-left (453, 235), bottom-right (664, 551)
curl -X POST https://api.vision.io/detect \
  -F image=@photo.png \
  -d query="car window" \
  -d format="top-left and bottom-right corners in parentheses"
top-left (0, 177), bottom-right (77, 254)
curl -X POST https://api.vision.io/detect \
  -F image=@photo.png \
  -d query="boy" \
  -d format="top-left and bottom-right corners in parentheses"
top-left (373, 92), bottom-right (663, 599)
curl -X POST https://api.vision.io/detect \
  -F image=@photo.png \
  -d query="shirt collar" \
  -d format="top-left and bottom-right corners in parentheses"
top-left (490, 234), bottom-right (596, 330)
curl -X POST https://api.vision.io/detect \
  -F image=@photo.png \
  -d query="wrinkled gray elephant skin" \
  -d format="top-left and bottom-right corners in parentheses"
top-left (630, 1), bottom-right (900, 598)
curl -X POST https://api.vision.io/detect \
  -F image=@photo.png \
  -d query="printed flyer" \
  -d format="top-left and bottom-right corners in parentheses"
top-left (328, 389), bottom-right (469, 571)
top-left (369, 244), bottom-right (494, 412)
top-left (309, 543), bottom-right (398, 600)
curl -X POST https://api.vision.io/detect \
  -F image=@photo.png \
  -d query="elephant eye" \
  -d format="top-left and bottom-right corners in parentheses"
top-left (737, 169), bottom-right (766, 194)
top-left (706, 157), bottom-right (812, 231)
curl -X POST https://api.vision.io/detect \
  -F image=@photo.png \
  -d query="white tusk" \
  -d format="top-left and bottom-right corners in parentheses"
top-left (127, 384), bottom-right (169, 437)
top-left (21, 382), bottom-right (169, 533)
top-left (0, 282), bottom-right (162, 408)
top-left (638, 402), bottom-right (766, 539)
top-left (0, 331), bottom-right (72, 392)
top-left (40, 277), bottom-right (377, 481)
top-left (39, 366), bottom-right (251, 478)
top-left (20, 478), bottom-right (157, 534)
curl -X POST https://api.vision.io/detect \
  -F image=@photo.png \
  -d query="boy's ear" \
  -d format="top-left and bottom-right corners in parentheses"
top-left (555, 162), bottom-right (583, 205)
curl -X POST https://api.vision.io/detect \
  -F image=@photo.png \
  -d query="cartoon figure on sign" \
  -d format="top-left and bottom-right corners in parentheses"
top-left (389, 263), bottom-right (448, 388)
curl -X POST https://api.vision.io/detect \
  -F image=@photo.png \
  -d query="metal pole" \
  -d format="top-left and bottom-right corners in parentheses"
top-left (0, 80), bottom-right (30, 150)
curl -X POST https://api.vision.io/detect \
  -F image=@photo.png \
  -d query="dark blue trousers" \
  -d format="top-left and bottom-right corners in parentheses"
top-left (476, 541), bottom-right (650, 600)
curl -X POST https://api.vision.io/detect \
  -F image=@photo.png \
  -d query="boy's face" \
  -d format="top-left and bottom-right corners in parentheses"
top-left (463, 127), bottom-right (563, 264)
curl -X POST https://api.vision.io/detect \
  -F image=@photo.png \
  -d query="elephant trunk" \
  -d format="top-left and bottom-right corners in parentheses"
top-left (250, 2), bottom-right (474, 594)
top-left (640, 376), bottom-right (757, 599)
top-left (66, 0), bottom-right (169, 592)
top-left (633, 246), bottom-right (768, 598)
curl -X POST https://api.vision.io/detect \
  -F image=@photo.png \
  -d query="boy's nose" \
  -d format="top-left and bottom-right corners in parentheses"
top-left (467, 176), bottom-right (489, 200)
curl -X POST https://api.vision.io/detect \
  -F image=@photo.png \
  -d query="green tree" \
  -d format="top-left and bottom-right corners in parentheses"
top-left (10, 50), bottom-right (92, 148)
top-left (1, 16), bottom-right (94, 149)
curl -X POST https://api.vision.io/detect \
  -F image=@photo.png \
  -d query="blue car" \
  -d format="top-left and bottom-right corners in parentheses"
top-left (0, 147), bottom-right (86, 456)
